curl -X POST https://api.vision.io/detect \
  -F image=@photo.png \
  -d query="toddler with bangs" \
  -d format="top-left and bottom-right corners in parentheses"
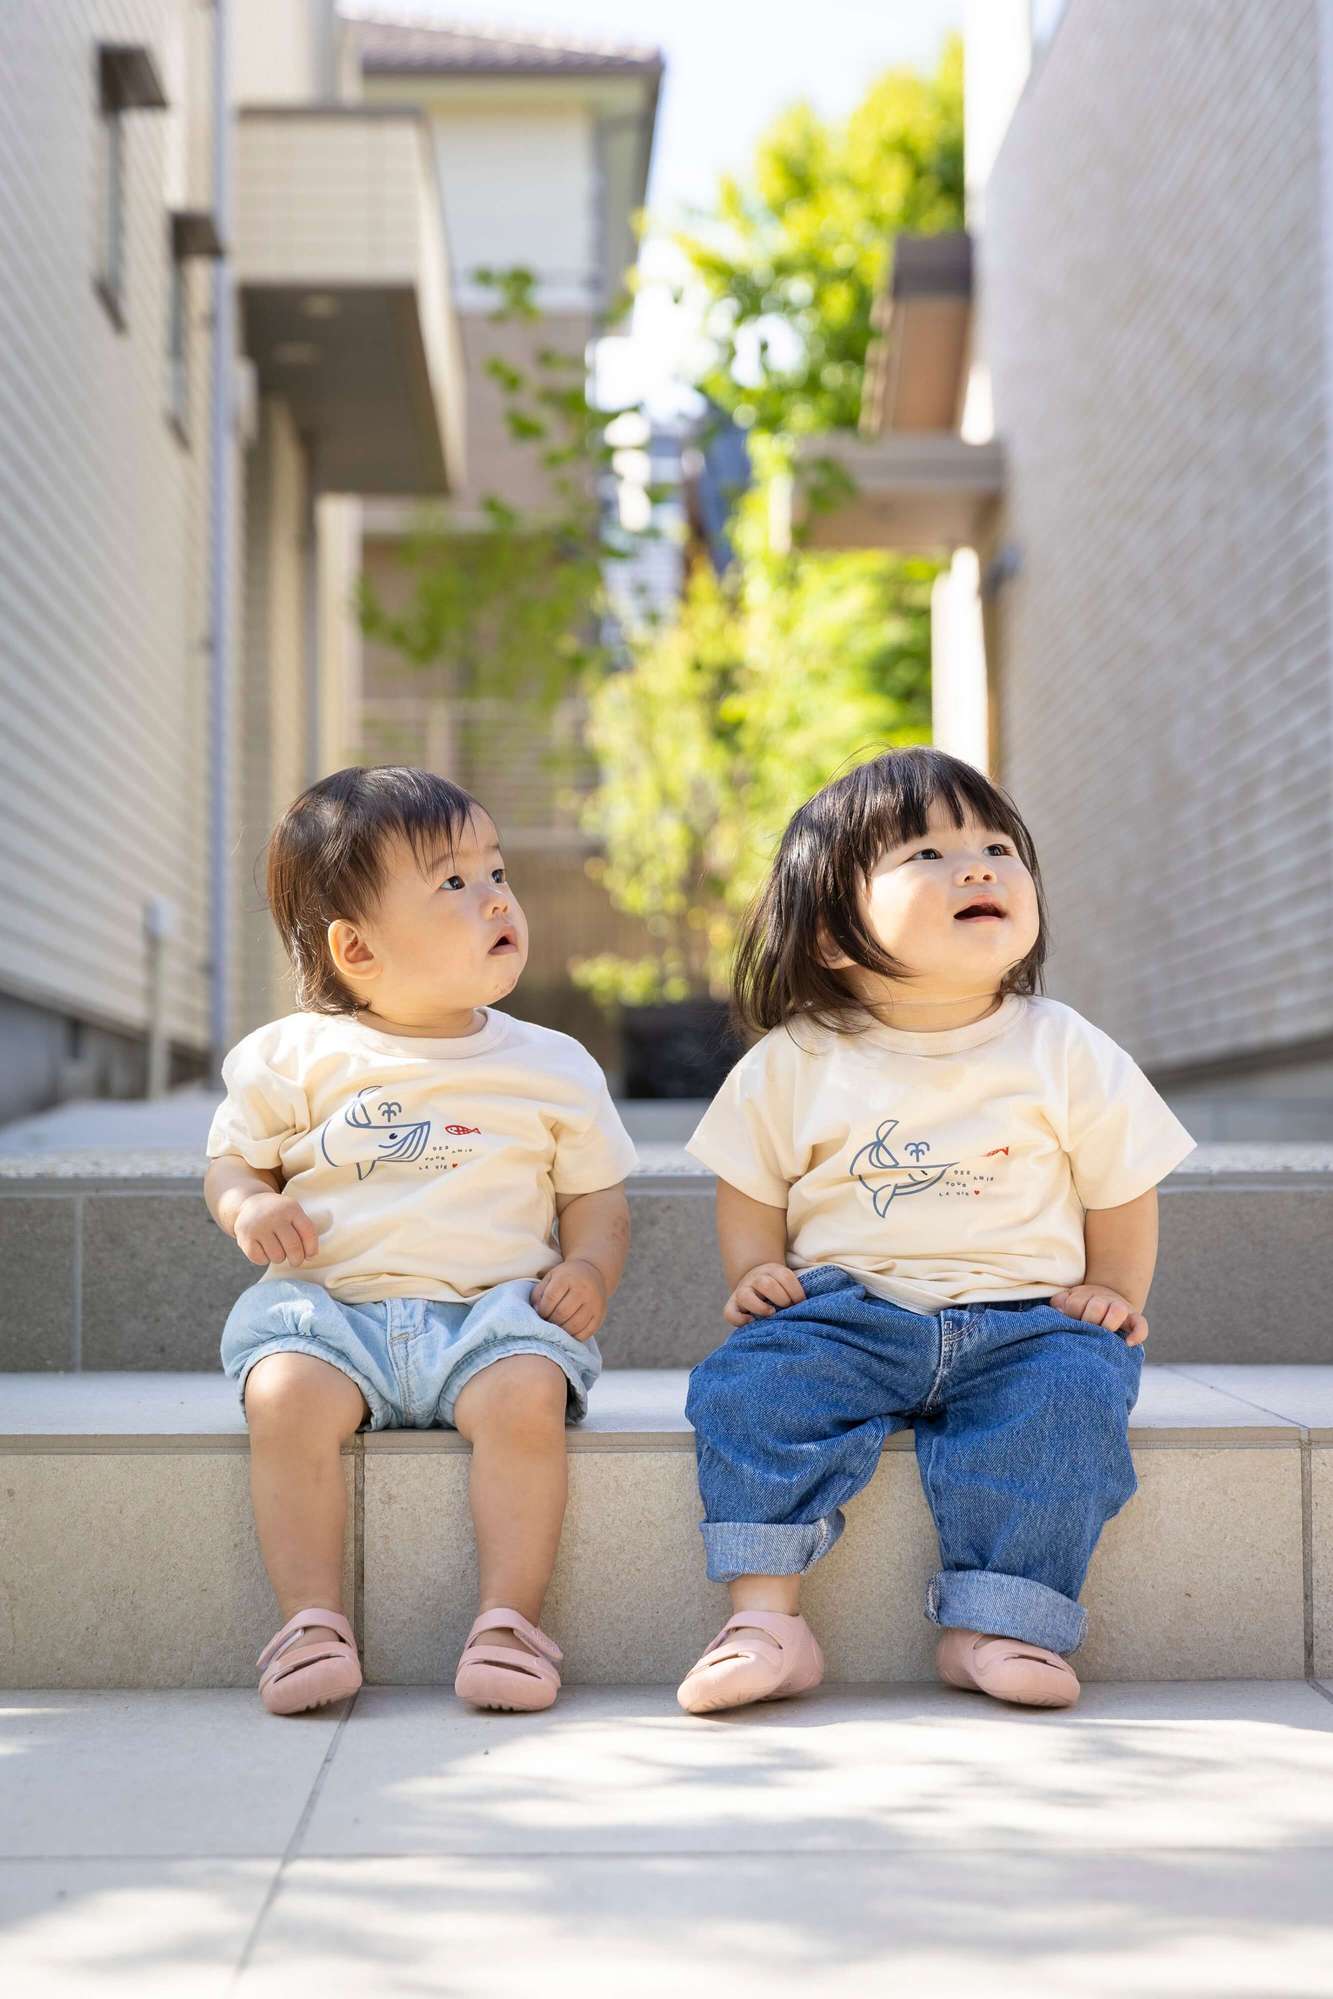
top-left (205, 766), bottom-right (635, 1717)
top-left (677, 746), bottom-right (1195, 1715)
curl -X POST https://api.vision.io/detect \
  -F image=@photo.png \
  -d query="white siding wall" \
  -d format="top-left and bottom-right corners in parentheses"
top-left (0, 1), bottom-right (222, 1056)
top-left (977, 0), bottom-right (1333, 1074)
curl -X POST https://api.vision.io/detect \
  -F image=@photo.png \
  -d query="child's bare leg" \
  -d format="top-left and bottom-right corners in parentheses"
top-left (727, 1573), bottom-right (802, 1642)
top-left (678, 1568), bottom-right (822, 1713)
top-left (244, 1352), bottom-right (369, 1648)
top-left (452, 1354), bottom-right (570, 1648)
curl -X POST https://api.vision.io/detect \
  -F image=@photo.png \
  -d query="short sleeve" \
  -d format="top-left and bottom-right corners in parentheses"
top-left (685, 1034), bottom-right (796, 1208)
top-left (1061, 1017), bottom-right (1196, 1209)
top-left (551, 1078), bottom-right (638, 1196)
top-left (205, 1028), bottom-right (310, 1172)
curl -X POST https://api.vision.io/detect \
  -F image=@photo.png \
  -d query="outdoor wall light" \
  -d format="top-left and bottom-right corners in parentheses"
top-left (272, 341), bottom-right (320, 367)
top-left (981, 543), bottom-right (1023, 599)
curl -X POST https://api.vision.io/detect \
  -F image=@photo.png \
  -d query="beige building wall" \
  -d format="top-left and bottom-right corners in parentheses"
top-left (354, 67), bottom-right (657, 1074)
top-left (973, 0), bottom-right (1333, 1083)
top-left (232, 0), bottom-right (336, 104)
top-left (236, 398), bottom-right (312, 1033)
top-left (315, 495), bottom-right (364, 780)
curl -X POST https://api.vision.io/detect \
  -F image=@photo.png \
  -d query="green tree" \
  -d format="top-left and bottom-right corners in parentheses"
top-left (572, 448), bottom-right (935, 1007)
top-left (572, 42), bottom-right (963, 1009)
top-left (678, 38), bottom-right (963, 436)
top-left (357, 267), bottom-right (637, 712)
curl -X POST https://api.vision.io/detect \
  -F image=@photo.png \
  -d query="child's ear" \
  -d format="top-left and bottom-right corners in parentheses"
top-left (816, 923), bottom-right (854, 973)
top-left (327, 918), bottom-right (379, 984)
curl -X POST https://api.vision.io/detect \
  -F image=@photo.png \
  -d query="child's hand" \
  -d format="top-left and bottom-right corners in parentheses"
top-left (532, 1258), bottom-right (606, 1342)
top-left (232, 1191), bottom-right (321, 1268)
top-left (1049, 1285), bottom-right (1149, 1347)
top-left (725, 1262), bottom-right (806, 1327)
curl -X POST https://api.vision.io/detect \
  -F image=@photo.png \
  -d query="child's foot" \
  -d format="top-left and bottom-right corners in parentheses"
top-left (454, 1608), bottom-right (562, 1712)
top-left (257, 1608), bottom-right (362, 1715)
top-left (677, 1610), bottom-right (824, 1715)
top-left (936, 1628), bottom-right (1080, 1708)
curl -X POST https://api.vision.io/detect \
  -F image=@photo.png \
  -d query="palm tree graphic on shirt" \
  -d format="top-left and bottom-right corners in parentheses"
top-left (849, 1118), bottom-right (957, 1217)
top-left (318, 1086), bottom-right (433, 1181)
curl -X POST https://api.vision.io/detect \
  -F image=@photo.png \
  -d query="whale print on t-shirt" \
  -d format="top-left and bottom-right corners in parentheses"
top-left (849, 1120), bottom-right (1017, 1217)
top-left (318, 1086), bottom-right (436, 1181)
top-left (316, 1086), bottom-right (486, 1181)
top-left (849, 1118), bottom-right (958, 1217)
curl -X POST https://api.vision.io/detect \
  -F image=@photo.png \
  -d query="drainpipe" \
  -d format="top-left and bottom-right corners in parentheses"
top-left (304, 479), bottom-right (320, 786)
top-left (143, 895), bottom-right (177, 1097)
top-left (207, 0), bottom-right (233, 1082)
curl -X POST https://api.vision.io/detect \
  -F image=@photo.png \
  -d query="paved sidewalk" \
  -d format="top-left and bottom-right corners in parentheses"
top-left (3, 1681), bottom-right (1333, 1995)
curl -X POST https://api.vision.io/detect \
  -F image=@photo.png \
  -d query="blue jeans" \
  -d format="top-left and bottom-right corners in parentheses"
top-left (684, 1263), bottom-right (1144, 1655)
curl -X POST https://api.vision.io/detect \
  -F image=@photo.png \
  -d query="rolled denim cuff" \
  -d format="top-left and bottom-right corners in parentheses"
top-left (925, 1568), bottom-right (1088, 1655)
top-left (700, 1513), bottom-right (845, 1583)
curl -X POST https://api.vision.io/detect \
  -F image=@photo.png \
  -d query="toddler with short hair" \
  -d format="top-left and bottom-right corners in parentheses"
top-left (678, 746), bottom-right (1195, 1715)
top-left (205, 765), bottom-right (635, 1716)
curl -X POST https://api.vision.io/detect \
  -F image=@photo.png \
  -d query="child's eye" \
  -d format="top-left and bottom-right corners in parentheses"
top-left (909, 842), bottom-right (1011, 862)
top-left (440, 868), bottom-right (507, 889)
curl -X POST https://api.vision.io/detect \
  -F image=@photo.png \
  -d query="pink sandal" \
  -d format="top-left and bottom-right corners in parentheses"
top-left (454, 1609), bottom-right (563, 1712)
top-left (936, 1628), bottom-right (1081, 1709)
top-left (257, 1608), bottom-right (363, 1716)
top-left (677, 1610), bottom-right (825, 1715)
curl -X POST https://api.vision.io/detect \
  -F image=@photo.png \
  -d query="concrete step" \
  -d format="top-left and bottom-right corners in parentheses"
top-left (3, 1366), bottom-right (1330, 1690)
top-left (2, 1144), bottom-right (1332, 1371)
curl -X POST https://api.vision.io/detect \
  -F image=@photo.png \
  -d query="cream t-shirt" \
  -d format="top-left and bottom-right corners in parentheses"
top-left (206, 1008), bottom-right (638, 1304)
top-left (685, 994), bottom-right (1196, 1314)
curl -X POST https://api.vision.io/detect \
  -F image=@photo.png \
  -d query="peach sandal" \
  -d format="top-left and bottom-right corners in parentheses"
top-left (257, 1608), bottom-right (363, 1716)
top-left (936, 1628), bottom-right (1081, 1709)
top-left (677, 1610), bottom-right (825, 1716)
top-left (454, 1609), bottom-right (563, 1712)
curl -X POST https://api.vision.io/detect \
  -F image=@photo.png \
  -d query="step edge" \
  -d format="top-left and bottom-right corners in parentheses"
top-left (0, 1424), bottom-right (1306, 1454)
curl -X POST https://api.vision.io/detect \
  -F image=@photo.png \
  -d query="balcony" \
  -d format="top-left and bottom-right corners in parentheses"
top-left (787, 231), bottom-right (1004, 555)
top-left (233, 106), bottom-right (465, 496)
top-left (792, 432), bottom-right (1005, 553)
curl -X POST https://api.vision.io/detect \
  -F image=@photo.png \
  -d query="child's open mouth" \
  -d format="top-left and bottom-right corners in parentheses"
top-left (488, 928), bottom-right (519, 954)
top-left (955, 899), bottom-right (1006, 922)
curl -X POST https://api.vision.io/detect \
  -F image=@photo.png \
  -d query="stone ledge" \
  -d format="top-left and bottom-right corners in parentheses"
top-left (3, 1369), bottom-right (1325, 1686)
top-left (1, 1140), bottom-right (1331, 1188)
top-left (2, 1366), bottom-right (1327, 1448)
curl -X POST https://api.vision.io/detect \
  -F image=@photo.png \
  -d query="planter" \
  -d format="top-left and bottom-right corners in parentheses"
top-left (620, 999), bottom-right (744, 1099)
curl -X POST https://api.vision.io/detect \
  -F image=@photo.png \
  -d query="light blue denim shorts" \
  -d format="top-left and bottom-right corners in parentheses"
top-left (220, 1275), bottom-right (603, 1431)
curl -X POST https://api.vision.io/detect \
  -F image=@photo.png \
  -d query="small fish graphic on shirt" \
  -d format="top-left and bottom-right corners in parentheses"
top-left (318, 1087), bottom-right (433, 1181)
top-left (849, 1118), bottom-right (958, 1217)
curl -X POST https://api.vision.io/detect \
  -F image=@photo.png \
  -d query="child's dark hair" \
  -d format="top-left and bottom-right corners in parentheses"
top-left (731, 746), bottom-right (1049, 1040)
top-left (266, 766), bottom-right (488, 1015)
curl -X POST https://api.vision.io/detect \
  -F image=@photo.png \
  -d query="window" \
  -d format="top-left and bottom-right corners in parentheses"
top-left (166, 212), bottom-right (223, 436)
top-left (94, 44), bottom-right (168, 330)
top-left (95, 99), bottom-right (127, 324)
top-left (167, 245), bottom-right (188, 437)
